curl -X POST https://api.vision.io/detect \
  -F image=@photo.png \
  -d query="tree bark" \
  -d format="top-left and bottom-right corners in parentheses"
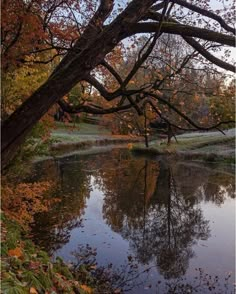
top-left (144, 107), bottom-right (149, 148)
top-left (167, 124), bottom-right (172, 145)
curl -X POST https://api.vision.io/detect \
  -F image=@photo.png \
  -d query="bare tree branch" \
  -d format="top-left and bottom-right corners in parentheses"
top-left (144, 11), bottom-right (235, 72)
top-left (58, 99), bottom-right (141, 114)
top-left (122, 0), bottom-right (171, 87)
top-left (85, 75), bottom-right (150, 101)
top-left (146, 98), bottom-right (233, 134)
top-left (170, 0), bottom-right (235, 35)
top-left (144, 91), bottom-right (235, 131)
top-left (100, 60), bottom-right (123, 85)
top-left (126, 22), bottom-right (235, 47)
top-left (182, 36), bottom-right (235, 73)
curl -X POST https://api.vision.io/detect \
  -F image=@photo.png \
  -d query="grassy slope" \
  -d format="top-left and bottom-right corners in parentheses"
top-left (133, 129), bottom-right (235, 162)
top-left (30, 122), bottom-right (142, 160)
top-left (49, 122), bottom-right (142, 154)
top-left (51, 122), bottom-right (111, 143)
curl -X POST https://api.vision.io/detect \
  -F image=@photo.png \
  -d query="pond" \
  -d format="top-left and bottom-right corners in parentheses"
top-left (30, 148), bottom-right (235, 293)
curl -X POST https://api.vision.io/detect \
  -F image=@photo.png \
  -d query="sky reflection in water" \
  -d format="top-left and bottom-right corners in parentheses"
top-left (30, 149), bottom-right (235, 293)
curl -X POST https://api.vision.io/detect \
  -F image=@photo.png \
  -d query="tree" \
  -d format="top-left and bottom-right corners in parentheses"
top-left (208, 78), bottom-right (236, 127)
top-left (2, 0), bottom-right (235, 168)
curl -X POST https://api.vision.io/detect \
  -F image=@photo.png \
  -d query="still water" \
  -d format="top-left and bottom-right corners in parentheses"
top-left (30, 148), bottom-right (235, 293)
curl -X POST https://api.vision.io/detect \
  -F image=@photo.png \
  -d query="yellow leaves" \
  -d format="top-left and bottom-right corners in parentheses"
top-left (8, 247), bottom-right (23, 259)
top-left (80, 284), bottom-right (93, 293)
top-left (2, 55), bottom-right (50, 116)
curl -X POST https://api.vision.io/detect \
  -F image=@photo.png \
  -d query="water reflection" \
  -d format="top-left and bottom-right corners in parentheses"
top-left (99, 159), bottom-right (211, 279)
top-left (30, 149), bottom-right (235, 289)
top-left (31, 159), bottom-right (91, 252)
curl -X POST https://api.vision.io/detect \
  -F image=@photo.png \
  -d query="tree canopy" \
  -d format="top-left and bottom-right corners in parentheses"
top-left (1, 0), bottom-right (235, 168)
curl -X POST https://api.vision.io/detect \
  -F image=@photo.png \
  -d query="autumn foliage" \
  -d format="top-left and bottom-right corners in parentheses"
top-left (1, 0), bottom-right (45, 70)
top-left (1, 181), bottom-right (59, 228)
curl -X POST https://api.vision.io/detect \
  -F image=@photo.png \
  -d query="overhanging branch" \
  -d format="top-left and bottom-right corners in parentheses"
top-left (58, 99), bottom-right (138, 114)
top-left (126, 22), bottom-right (235, 47)
top-left (170, 0), bottom-right (235, 35)
top-left (144, 91), bottom-right (235, 131)
top-left (182, 36), bottom-right (235, 73)
top-left (143, 11), bottom-right (235, 72)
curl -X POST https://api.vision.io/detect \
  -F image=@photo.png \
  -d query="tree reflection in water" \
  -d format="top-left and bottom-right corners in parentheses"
top-left (29, 149), bottom-right (235, 287)
top-left (100, 157), bottom-right (211, 279)
top-left (30, 158), bottom-right (91, 253)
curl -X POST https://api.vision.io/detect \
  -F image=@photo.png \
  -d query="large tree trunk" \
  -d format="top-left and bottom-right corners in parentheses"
top-left (1, 47), bottom-right (101, 168)
top-left (1, 0), bottom-right (157, 169)
top-left (1, 75), bottom-right (82, 169)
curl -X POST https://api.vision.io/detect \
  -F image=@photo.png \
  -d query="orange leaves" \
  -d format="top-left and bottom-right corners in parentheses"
top-left (2, 181), bottom-right (59, 228)
top-left (30, 288), bottom-right (38, 294)
top-left (1, 0), bottom-right (45, 70)
top-left (8, 247), bottom-right (23, 259)
top-left (127, 143), bottom-right (133, 150)
top-left (80, 284), bottom-right (93, 293)
top-left (39, 112), bottom-right (55, 141)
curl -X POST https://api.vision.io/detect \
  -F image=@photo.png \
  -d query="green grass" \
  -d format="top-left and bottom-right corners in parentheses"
top-left (132, 131), bottom-right (235, 163)
top-left (147, 134), bottom-right (234, 151)
top-left (51, 122), bottom-right (111, 143)
top-left (172, 136), bottom-right (234, 151)
top-left (54, 122), bottom-right (110, 135)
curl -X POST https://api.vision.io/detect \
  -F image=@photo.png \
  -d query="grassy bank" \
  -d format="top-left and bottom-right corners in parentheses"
top-left (50, 123), bottom-right (142, 149)
top-left (1, 213), bottom-right (117, 294)
top-left (132, 129), bottom-right (235, 164)
top-left (17, 122), bottom-right (143, 163)
top-left (51, 122), bottom-right (111, 143)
